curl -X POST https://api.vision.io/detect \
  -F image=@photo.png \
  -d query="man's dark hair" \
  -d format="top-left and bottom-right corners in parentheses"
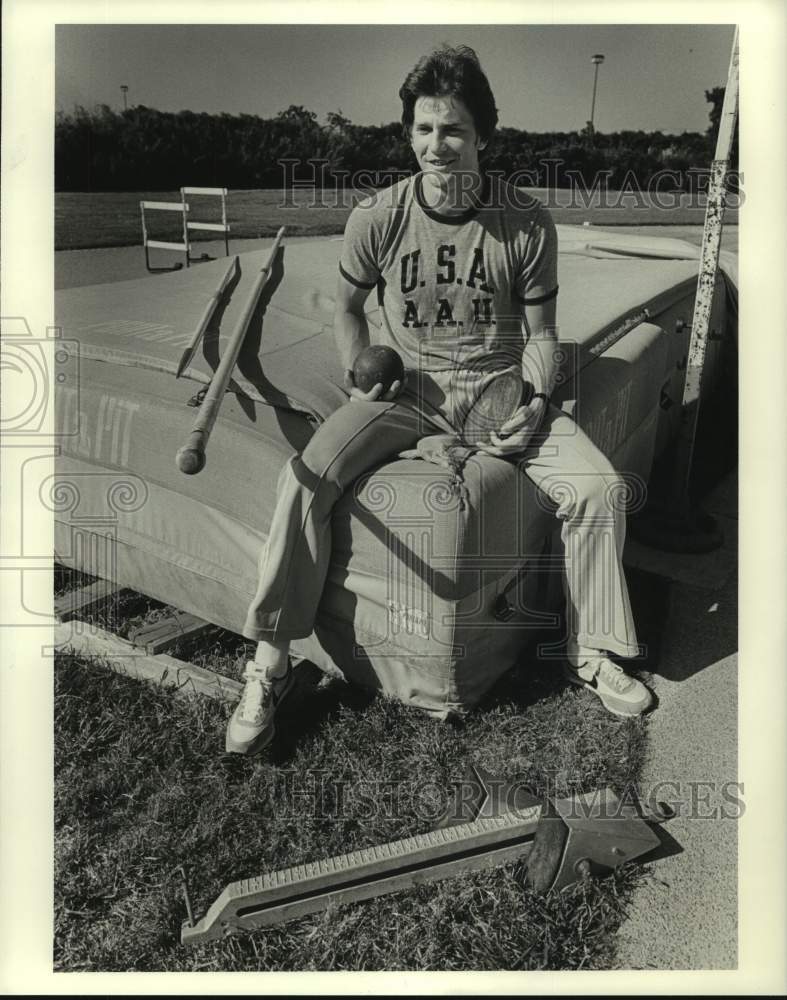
top-left (398, 44), bottom-right (499, 147)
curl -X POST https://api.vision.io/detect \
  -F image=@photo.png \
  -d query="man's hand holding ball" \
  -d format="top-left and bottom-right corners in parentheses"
top-left (344, 345), bottom-right (406, 402)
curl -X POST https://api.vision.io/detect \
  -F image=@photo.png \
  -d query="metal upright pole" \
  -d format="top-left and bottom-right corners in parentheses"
top-left (669, 26), bottom-right (739, 513)
top-left (631, 27), bottom-right (739, 553)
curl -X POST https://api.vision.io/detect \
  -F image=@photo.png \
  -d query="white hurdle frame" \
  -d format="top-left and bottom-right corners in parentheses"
top-left (140, 199), bottom-right (190, 272)
top-left (181, 186), bottom-right (231, 262)
top-left (140, 188), bottom-right (231, 272)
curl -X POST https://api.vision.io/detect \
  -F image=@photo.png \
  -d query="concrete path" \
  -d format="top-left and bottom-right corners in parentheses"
top-left (617, 470), bottom-right (738, 969)
top-left (55, 226), bottom-right (738, 291)
top-left (55, 234), bottom-right (335, 290)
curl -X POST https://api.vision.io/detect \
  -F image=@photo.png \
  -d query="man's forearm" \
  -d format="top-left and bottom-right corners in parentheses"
top-left (334, 310), bottom-right (371, 372)
top-left (522, 329), bottom-right (559, 400)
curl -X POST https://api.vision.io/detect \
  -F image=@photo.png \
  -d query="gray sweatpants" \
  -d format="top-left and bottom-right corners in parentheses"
top-left (242, 393), bottom-right (639, 659)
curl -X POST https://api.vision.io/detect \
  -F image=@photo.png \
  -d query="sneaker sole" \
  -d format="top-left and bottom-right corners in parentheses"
top-left (224, 666), bottom-right (297, 756)
top-left (562, 665), bottom-right (651, 718)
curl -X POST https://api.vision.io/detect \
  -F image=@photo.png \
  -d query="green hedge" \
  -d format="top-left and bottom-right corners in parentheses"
top-left (56, 94), bottom-right (735, 194)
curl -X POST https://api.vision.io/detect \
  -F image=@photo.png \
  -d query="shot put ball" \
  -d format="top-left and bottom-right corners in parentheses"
top-left (352, 345), bottom-right (405, 395)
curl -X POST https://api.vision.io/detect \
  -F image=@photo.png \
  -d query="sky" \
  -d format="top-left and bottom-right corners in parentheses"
top-left (55, 23), bottom-right (736, 134)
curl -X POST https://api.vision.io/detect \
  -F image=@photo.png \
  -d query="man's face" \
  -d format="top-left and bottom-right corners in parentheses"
top-left (410, 94), bottom-right (487, 190)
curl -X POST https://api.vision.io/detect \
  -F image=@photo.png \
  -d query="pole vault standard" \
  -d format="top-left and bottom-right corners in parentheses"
top-left (671, 27), bottom-right (739, 512)
top-left (635, 26), bottom-right (739, 553)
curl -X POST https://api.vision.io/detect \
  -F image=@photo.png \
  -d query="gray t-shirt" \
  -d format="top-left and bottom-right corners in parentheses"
top-left (339, 172), bottom-right (558, 428)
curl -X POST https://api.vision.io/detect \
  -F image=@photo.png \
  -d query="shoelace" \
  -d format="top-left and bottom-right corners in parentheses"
top-left (592, 659), bottom-right (633, 693)
top-left (238, 664), bottom-right (284, 723)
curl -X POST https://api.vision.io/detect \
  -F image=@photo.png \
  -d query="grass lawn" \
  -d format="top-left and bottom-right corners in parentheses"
top-left (55, 187), bottom-right (739, 251)
top-left (54, 591), bottom-right (652, 972)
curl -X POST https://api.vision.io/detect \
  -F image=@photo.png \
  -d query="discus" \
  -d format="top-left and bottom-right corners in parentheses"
top-left (461, 371), bottom-right (531, 445)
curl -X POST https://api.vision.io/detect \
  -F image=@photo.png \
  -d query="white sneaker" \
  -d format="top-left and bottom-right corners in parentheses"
top-left (225, 659), bottom-right (296, 755)
top-left (563, 651), bottom-right (652, 717)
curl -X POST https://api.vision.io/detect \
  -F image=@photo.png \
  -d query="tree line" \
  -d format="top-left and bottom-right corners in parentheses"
top-left (55, 89), bottom-right (735, 193)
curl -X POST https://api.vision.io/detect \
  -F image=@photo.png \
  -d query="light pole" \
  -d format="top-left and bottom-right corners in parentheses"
top-left (120, 84), bottom-right (128, 111)
top-left (588, 54), bottom-right (605, 134)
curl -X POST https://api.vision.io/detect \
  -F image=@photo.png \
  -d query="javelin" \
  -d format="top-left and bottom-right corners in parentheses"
top-left (176, 227), bottom-right (286, 475)
top-left (175, 256), bottom-right (239, 378)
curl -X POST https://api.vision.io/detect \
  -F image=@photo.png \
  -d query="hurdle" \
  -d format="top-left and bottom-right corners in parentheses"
top-left (140, 199), bottom-right (190, 273)
top-left (140, 188), bottom-right (231, 273)
top-left (181, 187), bottom-right (231, 264)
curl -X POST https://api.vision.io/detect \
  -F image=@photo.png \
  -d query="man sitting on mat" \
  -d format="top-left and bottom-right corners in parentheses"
top-left (226, 43), bottom-right (652, 756)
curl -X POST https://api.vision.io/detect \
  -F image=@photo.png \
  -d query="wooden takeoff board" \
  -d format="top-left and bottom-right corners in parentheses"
top-left (182, 804), bottom-right (543, 944)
